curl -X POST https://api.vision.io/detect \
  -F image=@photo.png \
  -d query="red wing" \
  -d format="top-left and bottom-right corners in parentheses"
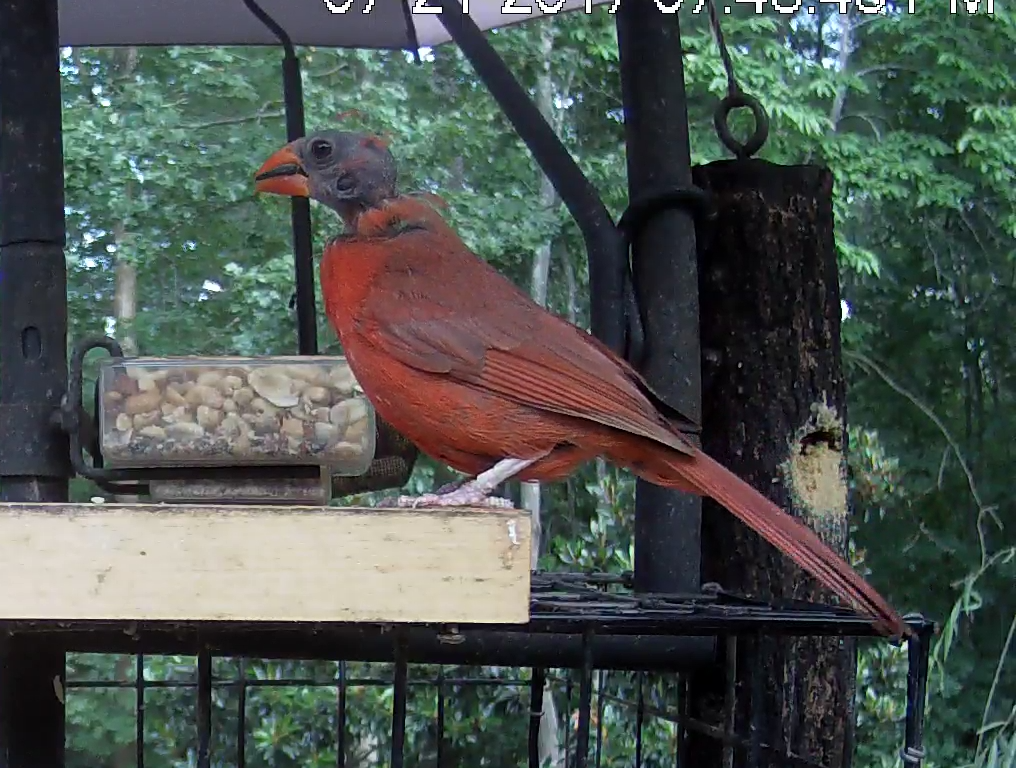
top-left (357, 229), bottom-right (693, 455)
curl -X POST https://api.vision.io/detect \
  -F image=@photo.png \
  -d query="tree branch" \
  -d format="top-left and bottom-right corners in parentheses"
top-left (829, 4), bottom-right (857, 131)
top-left (844, 349), bottom-right (987, 513)
top-left (854, 63), bottom-right (919, 77)
top-left (838, 113), bottom-right (883, 140)
top-left (181, 111), bottom-right (285, 130)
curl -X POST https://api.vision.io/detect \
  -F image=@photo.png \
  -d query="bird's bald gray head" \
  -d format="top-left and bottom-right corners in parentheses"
top-left (254, 129), bottom-right (399, 219)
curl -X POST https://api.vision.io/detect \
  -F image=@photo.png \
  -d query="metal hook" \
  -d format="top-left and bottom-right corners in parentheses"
top-left (713, 92), bottom-right (770, 160)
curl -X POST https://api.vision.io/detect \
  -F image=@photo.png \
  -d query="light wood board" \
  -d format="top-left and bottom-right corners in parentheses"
top-left (0, 503), bottom-right (531, 624)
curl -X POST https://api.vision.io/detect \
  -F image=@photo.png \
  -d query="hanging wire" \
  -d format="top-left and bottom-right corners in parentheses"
top-left (705, 0), bottom-right (739, 98)
top-left (704, 0), bottom-right (770, 159)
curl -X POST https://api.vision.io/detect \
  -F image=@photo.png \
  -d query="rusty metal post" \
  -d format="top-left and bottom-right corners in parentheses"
top-left (0, 0), bottom-right (70, 765)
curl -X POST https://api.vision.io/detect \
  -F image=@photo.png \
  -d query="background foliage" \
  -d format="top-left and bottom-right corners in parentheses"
top-left (56, 4), bottom-right (1012, 767)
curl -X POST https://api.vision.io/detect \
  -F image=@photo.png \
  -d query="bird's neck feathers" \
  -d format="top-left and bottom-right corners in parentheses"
top-left (320, 193), bottom-right (459, 339)
top-left (345, 194), bottom-right (454, 240)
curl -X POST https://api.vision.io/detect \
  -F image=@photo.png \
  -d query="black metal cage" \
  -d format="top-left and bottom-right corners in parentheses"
top-left (37, 575), bottom-right (934, 768)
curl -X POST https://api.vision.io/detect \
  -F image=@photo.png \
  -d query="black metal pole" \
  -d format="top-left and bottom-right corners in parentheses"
top-left (616, 1), bottom-right (703, 596)
top-left (196, 650), bottom-right (212, 768)
top-left (902, 619), bottom-right (932, 768)
top-left (528, 668), bottom-right (546, 768)
top-left (137, 654), bottom-right (147, 768)
top-left (390, 633), bottom-right (408, 768)
top-left (242, 0), bottom-right (318, 356)
top-left (574, 632), bottom-right (594, 768)
top-left (281, 55), bottom-right (319, 355)
top-left (0, 0), bottom-right (70, 764)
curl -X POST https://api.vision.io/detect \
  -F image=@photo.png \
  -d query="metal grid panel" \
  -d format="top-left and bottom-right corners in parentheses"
top-left (64, 646), bottom-right (855, 768)
top-left (65, 654), bottom-right (729, 768)
top-left (60, 575), bottom-right (933, 768)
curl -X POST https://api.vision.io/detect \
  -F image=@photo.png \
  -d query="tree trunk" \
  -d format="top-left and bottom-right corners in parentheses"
top-left (686, 159), bottom-right (856, 768)
top-left (112, 46), bottom-right (139, 357)
top-left (828, 4), bottom-right (857, 131)
top-left (112, 216), bottom-right (137, 356)
top-left (110, 49), bottom-right (141, 511)
top-left (557, 240), bottom-right (578, 325)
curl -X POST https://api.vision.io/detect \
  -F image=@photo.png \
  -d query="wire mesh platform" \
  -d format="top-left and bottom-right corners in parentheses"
top-left (527, 572), bottom-right (921, 636)
top-left (51, 573), bottom-right (933, 768)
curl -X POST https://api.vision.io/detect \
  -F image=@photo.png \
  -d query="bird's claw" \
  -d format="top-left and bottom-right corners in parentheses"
top-left (394, 490), bottom-right (514, 509)
top-left (373, 480), bottom-right (513, 509)
top-left (382, 470), bottom-right (515, 509)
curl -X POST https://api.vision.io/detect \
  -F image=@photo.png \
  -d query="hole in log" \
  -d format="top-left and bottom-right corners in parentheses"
top-left (798, 429), bottom-right (840, 453)
top-left (787, 434), bottom-right (847, 527)
top-left (782, 403), bottom-right (848, 529)
top-left (20, 325), bottom-right (41, 359)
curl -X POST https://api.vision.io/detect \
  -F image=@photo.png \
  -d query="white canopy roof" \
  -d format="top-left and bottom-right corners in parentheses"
top-left (58, 0), bottom-right (614, 48)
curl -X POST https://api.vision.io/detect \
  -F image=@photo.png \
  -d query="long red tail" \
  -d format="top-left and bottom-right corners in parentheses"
top-left (629, 445), bottom-right (909, 638)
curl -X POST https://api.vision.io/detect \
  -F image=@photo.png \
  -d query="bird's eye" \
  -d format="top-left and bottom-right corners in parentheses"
top-left (310, 139), bottom-right (331, 160)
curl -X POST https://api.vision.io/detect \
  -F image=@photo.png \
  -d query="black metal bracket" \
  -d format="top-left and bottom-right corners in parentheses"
top-left (901, 616), bottom-right (934, 768)
top-left (616, 185), bottom-right (718, 367)
top-left (241, 0), bottom-right (318, 357)
top-left (397, 0), bottom-right (422, 60)
top-left (617, 186), bottom-right (717, 243)
top-left (56, 335), bottom-right (326, 496)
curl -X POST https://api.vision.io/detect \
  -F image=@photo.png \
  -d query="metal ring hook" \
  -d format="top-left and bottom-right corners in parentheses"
top-left (714, 92), bottom-right (770, 160)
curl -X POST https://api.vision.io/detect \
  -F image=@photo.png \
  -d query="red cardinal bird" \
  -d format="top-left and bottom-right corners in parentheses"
top-left (254, 130), bottom-right (909, 638)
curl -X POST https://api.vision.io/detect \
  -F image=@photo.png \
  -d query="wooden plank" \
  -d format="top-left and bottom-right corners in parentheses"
top-left (0, 503), bottom-right (531, 624)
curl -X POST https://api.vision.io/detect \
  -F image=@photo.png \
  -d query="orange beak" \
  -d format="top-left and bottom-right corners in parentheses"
top-left (253, 142), bottom-right (311, 197)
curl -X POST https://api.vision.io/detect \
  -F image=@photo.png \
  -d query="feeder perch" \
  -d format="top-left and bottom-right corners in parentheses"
top-left (0, 502), bottom-right (531, 623)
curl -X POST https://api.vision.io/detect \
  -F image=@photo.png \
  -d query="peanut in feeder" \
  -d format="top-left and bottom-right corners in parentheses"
top-left (99, 357), bottom-right (375, 469)
top-left (96, 355), bottom-right (377, 504)
top-left (65, 335), bottom-right (421, 503)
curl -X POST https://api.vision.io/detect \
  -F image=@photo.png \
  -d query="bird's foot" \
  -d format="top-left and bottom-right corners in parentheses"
top-left (394, 486), bottom-right (514, 509)
top-left (390, 457), bottom-right (545, 510)
top-left (394, 465), bottom-right (521, 509)
top-left (372, 477), bottom-right (470, 508)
